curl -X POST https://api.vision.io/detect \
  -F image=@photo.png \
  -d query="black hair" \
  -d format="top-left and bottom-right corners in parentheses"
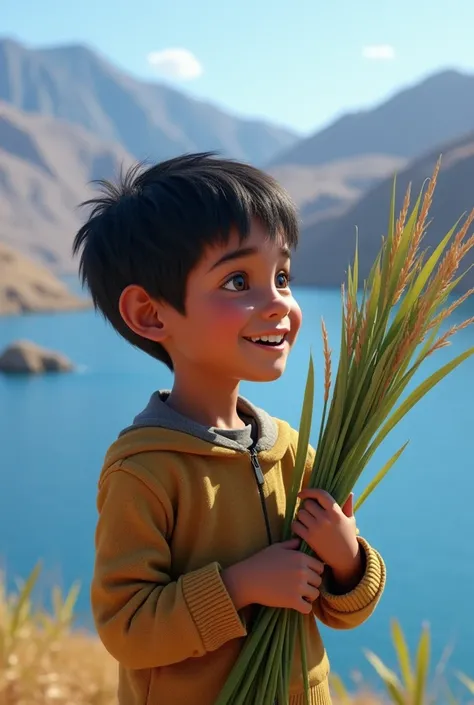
top-left (72, 152), bottom-right (299, 369)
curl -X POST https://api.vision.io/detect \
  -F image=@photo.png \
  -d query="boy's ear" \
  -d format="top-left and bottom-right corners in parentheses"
top-left (118, 285), bottom-right (169, 343)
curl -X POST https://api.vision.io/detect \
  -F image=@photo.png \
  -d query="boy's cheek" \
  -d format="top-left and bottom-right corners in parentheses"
top-left (207, 299), bottom-right (254, 331)
top-left (289, 299), bottom-right (303, 341)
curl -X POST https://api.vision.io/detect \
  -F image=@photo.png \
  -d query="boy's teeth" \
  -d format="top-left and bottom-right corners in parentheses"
top-left (250, 334), bottom-right (284, 343)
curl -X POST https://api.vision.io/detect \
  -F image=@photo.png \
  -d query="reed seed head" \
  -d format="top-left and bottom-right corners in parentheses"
top-left (321, 317), bottom-right (332, 402)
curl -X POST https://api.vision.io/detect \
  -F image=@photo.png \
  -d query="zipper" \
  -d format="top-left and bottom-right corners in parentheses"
top-left (249, 447), bottom-right (273, 546)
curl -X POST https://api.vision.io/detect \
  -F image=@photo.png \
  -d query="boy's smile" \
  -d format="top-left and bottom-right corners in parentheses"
top-left (243, 331), bottom-right (288, 349)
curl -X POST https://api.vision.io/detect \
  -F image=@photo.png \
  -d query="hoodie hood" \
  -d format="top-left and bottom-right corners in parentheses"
top-left (120, 390), bottom-right (278, 451)
top-left (102, 391), bottom-right (292, 472)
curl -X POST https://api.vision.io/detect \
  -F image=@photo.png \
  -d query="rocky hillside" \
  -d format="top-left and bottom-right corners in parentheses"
top-left (268, 69), bottom-right (474, 227)
top-left (0, 100), bottom-right (134, 270)
top-left (293, 132), bottom-right (474, 292)
top-left (0, 38), bottom-right (298, 166)
top-left (271, 69), bottom-right (474, 168)
top-left (269, 154), bottom-right (406, 224)
top-left (0, 242), bottom-right (89, 315)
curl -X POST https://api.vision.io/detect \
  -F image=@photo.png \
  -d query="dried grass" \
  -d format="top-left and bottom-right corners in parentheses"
top-left (0, 566), bottom-right (117, 705)
top-left (0, 632), bottom-right (117, 705)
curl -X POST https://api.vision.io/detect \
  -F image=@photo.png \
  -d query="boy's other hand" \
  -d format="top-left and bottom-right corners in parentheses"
top-left (292, 489), bottom-right (363, 592)
top-left (221, 538), bottom-right (324, 614)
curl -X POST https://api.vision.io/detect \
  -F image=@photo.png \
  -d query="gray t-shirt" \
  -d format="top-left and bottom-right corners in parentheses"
top-left (210, 414), bottom-right (256, 449)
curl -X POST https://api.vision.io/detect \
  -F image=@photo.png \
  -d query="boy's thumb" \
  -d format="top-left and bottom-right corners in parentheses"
top-left (342, 492), bottom-right (354, 518)
top-left (280, 538), bottom-right (301, 550)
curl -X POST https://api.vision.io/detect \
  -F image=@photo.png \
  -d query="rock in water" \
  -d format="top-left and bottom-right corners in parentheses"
top-left (0, 340), bottom-right (74, 374)
top-left (0, 243), bottom-right (90, 316)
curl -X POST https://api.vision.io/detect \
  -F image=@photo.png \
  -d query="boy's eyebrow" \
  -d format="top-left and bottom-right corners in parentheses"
top-left (209, 245), bottom-right (291, 271)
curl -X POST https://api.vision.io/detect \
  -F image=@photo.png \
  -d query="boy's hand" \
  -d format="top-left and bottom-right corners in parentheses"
top-left (292, 489), bottom-right (363, 592)
top-left (222, 538), bottom-right (324, 614)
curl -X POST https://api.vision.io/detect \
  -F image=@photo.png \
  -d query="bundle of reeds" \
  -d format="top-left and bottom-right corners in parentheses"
top-left (216, 160), bottom-right (474, 704)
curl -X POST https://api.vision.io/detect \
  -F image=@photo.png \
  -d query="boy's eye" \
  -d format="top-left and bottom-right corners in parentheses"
top-left (276, 271), bottom-right (290, 288)
top-left (222, 273), bottom-right (248, 292)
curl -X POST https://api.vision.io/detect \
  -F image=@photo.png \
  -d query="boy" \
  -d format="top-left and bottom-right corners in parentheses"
top-left (74, 153), bottom-right (385, 705)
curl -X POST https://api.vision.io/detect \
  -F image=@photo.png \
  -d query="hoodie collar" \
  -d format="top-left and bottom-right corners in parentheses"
top-left (119, 390), bottom-right (279, 453)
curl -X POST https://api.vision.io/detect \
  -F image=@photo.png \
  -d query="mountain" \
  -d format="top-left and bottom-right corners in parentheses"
top-left (272, 68), bottom-right (474, 288)
top-left (293, 132), bottom-right (474, 293)
top-left (0, 100), bottom-right (134, 270)
top-left (270, 69), bottom-right (474, 168)
top-left (0, 242), bottom-right (90, 315)
top-left (0, 37), bottom-right (298, 166)
top-left (0, 91), bottom-right (403, 273)
top-left (269, 154), bottom-right (406, 224)
top-left (3, 42), bottom-right (474, 287)
top-left (267, 70), bottom-right (474, 224)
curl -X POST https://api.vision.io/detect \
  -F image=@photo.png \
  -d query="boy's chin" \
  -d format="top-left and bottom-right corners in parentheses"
top-left (242, 362), bottom-right (287, 383)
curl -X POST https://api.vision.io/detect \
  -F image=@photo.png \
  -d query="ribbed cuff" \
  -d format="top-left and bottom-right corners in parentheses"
top-left (290, 678), bottom-right (331, 704)
top-left (182, 562), bottom-right (247, 652)
top-left (319, 537), bottom-right (385, 613)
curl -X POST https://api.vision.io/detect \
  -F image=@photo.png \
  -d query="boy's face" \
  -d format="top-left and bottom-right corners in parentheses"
top-left (162, 219), bottom-right (302, 384)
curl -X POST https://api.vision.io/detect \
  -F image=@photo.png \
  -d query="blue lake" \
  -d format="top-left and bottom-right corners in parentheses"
top-left (1, 285), bottom-right (473, 689)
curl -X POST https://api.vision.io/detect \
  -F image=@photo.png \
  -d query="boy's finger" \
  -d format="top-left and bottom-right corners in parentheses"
top-left (308, 556), bottom-right (325, 574)
top-left (298, 488), bottom-right (336, 510)
top-left (280, 538), bottom-right (301, 549)
top-left (298, 501), bottom-right (325, 522)
top-left (341, 493), bottom-right (354, 517)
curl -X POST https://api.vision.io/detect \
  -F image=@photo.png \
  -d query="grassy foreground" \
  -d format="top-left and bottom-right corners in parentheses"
top-left (0, 565), bottom-right (117, 705)
top-left (0, 565), bottom-right (472, 705)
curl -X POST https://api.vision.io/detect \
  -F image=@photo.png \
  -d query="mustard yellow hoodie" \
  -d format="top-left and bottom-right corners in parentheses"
top-left (91, 392), bottom-right (386, 705)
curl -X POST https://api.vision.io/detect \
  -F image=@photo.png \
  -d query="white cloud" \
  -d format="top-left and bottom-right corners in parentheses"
top-left (147, 48), bottom-right (203, 80)
top-left (362, 44), bottom-right (396, 60)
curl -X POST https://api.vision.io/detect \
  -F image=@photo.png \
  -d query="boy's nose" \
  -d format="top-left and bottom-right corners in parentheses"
top-left (260, 291), bottom-right (291, 320)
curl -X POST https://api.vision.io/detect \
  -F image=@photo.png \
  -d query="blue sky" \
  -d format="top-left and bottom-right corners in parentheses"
top-left (2, 0), bottom-right (473, 134)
